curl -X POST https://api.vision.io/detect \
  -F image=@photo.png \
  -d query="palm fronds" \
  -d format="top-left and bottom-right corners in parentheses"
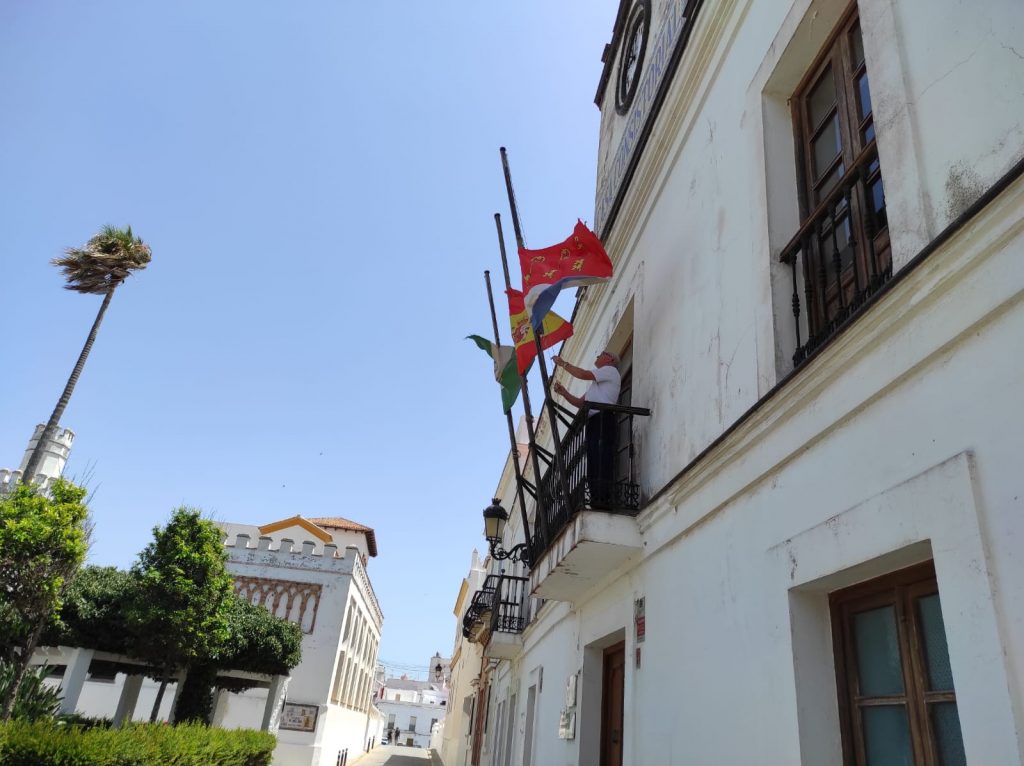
top-left (51, 225), bottom-right (151, 294)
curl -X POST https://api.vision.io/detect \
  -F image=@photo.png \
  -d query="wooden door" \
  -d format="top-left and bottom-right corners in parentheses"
top-left (601, 642), bottom-right (626, 766)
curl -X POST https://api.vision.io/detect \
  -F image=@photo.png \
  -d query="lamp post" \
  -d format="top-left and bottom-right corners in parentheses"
top-left (482, 498), bottom-right (531, 564)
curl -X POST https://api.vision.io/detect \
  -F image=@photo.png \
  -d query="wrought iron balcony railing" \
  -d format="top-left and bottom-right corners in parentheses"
top-left (780, 140), bottom-right (891, 366)
top-left (489, 575), bottom-right (530, 635)
top-left (531, 401), bottom-right (650, 561)
top-left (461, 574), bottom-right (499, 638)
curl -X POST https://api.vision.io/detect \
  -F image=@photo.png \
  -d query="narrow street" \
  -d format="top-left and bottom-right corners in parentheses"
top-left (351, 745), bottom-right (440, 765)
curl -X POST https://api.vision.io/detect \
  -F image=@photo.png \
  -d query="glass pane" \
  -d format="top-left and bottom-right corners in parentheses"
top-left (815, 161), bottom-right (845, 203)
top-left (870, 177), bottom-right (888, 229)
top-left (808, 66), bottom-right (837, 127)
top-left (863, 121), bottom-right (876, 144)
top-left (931, 702), bottom-right (967, 766)
top-left (812, 116), bottom-right (842, 179)
top-left (851, 24), bottom-right (865, 67)
top-left (862, 705), bottom-right (914, 766)
top-left (917, 594), bottom-right (955, 690)
top-left (853, 605), bottom-right (904, 696)
top-left (858, 73), bottom-right (873, 120)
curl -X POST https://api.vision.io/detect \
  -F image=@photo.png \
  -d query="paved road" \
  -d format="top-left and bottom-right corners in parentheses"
top-left (349, 745), bottom-right (441, 765)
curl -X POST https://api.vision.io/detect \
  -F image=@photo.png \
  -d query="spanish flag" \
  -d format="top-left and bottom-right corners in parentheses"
top-left (507, 288), bottom-right (573, 375)
top-left (518, 220), bottom-right (613, 330)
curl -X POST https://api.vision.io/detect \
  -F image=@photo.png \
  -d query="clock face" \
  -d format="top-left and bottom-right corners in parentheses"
top-left (616, 1), bottom-right (650, 114)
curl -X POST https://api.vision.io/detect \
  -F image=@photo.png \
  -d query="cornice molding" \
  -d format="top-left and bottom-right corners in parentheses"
top-left (575, 0), bottom-right (749, 345)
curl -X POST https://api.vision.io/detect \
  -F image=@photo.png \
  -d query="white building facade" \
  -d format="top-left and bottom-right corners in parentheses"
top-left (377, 676), bottom-right (449, 749)
top-left (219, 515), bottom-right (384, 766)
top-left (453, 1), bottom-right (1024, 765)
top-left (438, 550), bottom-right (488, 766)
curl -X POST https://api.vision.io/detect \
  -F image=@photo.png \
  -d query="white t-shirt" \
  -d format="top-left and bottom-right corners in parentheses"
top-left (584, 365), bottom-right (621, 409)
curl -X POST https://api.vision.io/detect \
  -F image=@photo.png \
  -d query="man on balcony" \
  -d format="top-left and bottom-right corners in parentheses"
top-left (551, 351), bottom-right (621, 508)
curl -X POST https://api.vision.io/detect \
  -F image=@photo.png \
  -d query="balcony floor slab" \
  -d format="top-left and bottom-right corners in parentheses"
top-left (529, 511), bottom-right (642, 602)
top-left (485, 631), bottom-right (523, 660)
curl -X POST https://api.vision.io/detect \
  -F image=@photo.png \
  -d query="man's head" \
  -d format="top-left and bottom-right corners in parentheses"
top-left (595, 350), bottom-right (619, 368)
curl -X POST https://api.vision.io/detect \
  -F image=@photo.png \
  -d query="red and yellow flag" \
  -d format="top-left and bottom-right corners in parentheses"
top-left (518, 220), bottom-right (613, 329)
top-left (507, 288), bottom-right (573, 374)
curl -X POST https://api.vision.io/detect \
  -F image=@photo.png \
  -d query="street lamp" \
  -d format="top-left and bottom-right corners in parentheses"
top-left (434, 663), bottom-right (444, 682)
top-left (482, 498), bottom-right (531, 563)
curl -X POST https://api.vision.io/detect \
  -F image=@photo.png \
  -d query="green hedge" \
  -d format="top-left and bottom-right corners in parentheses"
top-left (0, 721), bottom-right (275, 766)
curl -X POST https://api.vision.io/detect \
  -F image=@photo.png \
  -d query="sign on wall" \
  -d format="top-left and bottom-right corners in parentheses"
top-left (279, 702), bottom-right (319, 732)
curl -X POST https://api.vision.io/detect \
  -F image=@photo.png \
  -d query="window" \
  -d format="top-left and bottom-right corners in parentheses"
top-left (789, 4), bottom-right (890, 357)
top-left (408, 715), bottom-right (417, 733)
top-left (387, 713), bottom-right (395, 730)
top-left (830, 562), bottom-right (966, 765)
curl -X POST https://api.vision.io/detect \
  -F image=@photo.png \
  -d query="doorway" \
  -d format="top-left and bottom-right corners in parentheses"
top-left (522, 685), bottom-right (537, 766)
top-left (600, 642), bottom-right (625, 766)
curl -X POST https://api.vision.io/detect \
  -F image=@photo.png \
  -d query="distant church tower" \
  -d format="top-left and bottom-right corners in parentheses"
top-left (0, 424), bottom-right (75, 493)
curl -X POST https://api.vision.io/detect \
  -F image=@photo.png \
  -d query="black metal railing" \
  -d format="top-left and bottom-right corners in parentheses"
top-left (530, 401), bottom-right (650, 561)
top-left (461, 575), bottom-right (500, 638)
top-left (489, 575), bottom-right (530, 634)
top-left (781, 141), bottom-right (891, 366)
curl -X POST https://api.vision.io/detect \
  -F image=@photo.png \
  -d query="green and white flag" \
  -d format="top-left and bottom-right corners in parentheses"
top-left (467, 335), bottom-right (523, 414)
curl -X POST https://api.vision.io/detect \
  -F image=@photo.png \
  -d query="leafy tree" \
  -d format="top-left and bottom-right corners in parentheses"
top-left (21, 225), bottom-right (151, 484)
top-left (0, 481), bottom-right (89, 720)
top-left (129, 508), bottom-right (234, 722)
top-left (45, 566), bottom-right (137, 656)
top-left (168, 595), bottom-right (305, 723)
top-left (46, 564), bottom-right (303, 725)
top-left (219, 597), bottom-right (302, 677)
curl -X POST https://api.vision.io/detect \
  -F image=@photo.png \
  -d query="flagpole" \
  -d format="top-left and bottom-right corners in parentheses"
top-left (484, 269), bottom-right (539, 558)
top-left (493, 216), bottom-right (551, 546)
top-left (498, 147), bottom-right (574, 523)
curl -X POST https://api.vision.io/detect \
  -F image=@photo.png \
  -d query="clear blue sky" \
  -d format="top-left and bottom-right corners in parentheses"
top-left (0, 1), bottom-right (617, 668)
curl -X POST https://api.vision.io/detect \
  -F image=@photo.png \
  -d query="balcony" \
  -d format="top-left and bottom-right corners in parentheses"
top-left (461, 575), bottom-right (498, 642)
top-left (780, 141), bottom-right (891, 366)
top-left (528, 401), bottom-right (650, 601)
top-left (483, 575), bottom-right (531, 660)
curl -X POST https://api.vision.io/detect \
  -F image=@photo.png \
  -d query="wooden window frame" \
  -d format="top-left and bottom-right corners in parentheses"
top-left (791, 2), bottom-right (890, 335)
top-left (830, 561), bottom-right (960, 765)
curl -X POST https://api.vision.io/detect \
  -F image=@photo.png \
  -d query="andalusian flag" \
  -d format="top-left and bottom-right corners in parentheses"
top-left (518, 220), bottom-right (613, 329)
top-left (507, 288), bottom-right (573, 375)
top-left (467, 336), bottom-right (522, 414)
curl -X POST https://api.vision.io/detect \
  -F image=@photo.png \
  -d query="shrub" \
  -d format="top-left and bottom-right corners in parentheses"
top-left (0, 720), bottom-right (275, 766)
top-left (0, 661), bottom-right (62, 722)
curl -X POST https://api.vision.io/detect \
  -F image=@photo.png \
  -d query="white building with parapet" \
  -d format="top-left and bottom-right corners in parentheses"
top-left (218, 515), bottom-right (384, 766)
top-left (31, 513), bottom-right (384, 766)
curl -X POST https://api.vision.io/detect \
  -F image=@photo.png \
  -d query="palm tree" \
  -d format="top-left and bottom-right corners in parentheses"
top-left (21, 226), bottom-right (151, 485)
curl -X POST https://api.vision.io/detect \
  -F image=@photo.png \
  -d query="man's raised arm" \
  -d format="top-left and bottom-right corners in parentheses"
top-left (552, 355), bottom-right (595, 381)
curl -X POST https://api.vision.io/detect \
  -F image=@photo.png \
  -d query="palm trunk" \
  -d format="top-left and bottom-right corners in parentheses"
top-left (21, 289), bottom-right (114, 485)
top-left (150, 670), bottom-right (170, 723)
top-left (0, 617), bottom-right (47, 721)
